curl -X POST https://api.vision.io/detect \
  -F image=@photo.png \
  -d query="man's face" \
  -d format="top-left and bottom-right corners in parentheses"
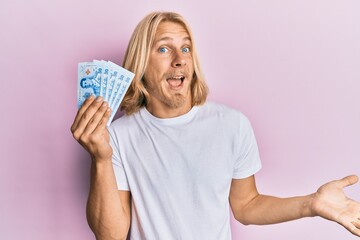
top-left (143, 21), bottom-right (194, 111)
top-left (81, 78), bottom-right (92, 88)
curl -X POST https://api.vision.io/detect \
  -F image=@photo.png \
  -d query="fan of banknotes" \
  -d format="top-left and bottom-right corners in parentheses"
top-left (77, 60), bottom-right (135, 125)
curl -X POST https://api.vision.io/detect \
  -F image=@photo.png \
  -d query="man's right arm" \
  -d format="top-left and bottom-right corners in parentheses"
top-left (87, 160), bottom-right (131, 240)
top-left (71, 95), bottom-right (131, 240)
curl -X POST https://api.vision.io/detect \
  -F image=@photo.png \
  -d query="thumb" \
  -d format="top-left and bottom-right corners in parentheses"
top-left (337, 175), bottom-right (359, 188)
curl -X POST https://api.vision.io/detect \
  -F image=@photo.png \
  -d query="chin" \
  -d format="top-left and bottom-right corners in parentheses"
top-left (164, 94), bottom-right (189, 109)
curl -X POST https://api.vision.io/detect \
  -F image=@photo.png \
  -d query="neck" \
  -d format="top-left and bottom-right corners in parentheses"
top-left (146, 99), bottom-right (192, 119)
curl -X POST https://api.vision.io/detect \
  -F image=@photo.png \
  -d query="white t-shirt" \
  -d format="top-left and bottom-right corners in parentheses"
top-left (109, 102), bottom-right (262, 240)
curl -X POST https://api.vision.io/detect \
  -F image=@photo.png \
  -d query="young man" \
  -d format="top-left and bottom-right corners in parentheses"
top-left (71, 12), bottom-right (360, 240)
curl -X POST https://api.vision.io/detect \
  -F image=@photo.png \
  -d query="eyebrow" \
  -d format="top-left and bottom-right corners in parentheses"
top-left (154, 36), bottom-right (191, 44)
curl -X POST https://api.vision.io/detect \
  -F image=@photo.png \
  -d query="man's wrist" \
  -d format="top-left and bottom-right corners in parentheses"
top-left (91, 155), bottom-right (113, 165)
top-left (302, 193), bottom-right (317, 218)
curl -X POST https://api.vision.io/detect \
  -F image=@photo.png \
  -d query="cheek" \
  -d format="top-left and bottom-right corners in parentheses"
top-left (186, 57), bottom-right (195, 71)
top-left (145, 58), bottom-right (166, 76)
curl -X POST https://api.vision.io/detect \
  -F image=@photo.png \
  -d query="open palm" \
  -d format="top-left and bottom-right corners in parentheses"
top-left (312, 175), bottom-right (360, 237)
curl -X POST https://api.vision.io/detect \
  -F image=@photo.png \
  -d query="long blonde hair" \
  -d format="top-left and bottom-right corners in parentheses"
top-left (120, 11), bottom-right (208, 115)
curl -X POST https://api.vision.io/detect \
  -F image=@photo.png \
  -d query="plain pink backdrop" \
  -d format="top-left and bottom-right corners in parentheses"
top-left (1, 0), bottom-right (359, 239)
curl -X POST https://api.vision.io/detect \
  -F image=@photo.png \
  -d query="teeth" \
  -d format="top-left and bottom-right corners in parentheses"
top-left (168, 76), bottom-right (184, 80)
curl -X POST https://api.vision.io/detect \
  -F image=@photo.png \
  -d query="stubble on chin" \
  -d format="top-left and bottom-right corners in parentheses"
top-left (164, 93), bottom-right (188, 109)
top-left (144, 80), bottom-right (188, 109)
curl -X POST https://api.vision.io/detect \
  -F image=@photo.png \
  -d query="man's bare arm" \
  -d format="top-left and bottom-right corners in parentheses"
top-left (87, 160), bottom-right (131, 240)
top-left (71, 96), bottom-right (131, 239)
top-left (229, 175), bottom-right (360, 237)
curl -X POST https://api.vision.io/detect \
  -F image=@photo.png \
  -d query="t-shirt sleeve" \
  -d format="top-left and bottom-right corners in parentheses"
top-left (109, 126), bottom-right (130, 191)
top-left (233, 116), bottom-right (262, 179)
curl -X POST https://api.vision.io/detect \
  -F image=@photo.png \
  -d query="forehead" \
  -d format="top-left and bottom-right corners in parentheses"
top-left (154, 21), bottom-right (190, 42)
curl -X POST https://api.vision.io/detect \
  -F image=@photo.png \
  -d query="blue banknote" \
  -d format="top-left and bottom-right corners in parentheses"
top-left (106, 61), bottom-right (120, 102)
top-left (108, 74), bottom-right (133, 125)
top-left (78, 60), bottom-right (135, 125)
top-left (77, 62), bottom-right (101, 108)
top-left (110, 68), bottom-right (134, 110)
top-left (109, 73), bottom-right (125, 109)
top-left (93, 60), bottom-right (108, 98)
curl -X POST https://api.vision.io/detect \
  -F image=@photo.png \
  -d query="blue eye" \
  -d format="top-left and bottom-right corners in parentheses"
top-left (182, 47), bottom-right (190, 53)
top-left (159, 47), bottom-right (168, 53)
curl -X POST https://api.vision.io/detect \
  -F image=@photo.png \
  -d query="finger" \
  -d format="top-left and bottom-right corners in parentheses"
top-left (346, 221), bottom-right (360, 237)
top-left (338, 175), bottom-right (359, 189)
top-left (72, 96), bottom-right (104, 140)
top-left (71, 95), bottom-right (96, 132)
top-left (82, 101), bottom-right (109, 135)
top-left (352, 219), bottom-right (360, 229)
top-left (92, 107), bottom-right (111, 135)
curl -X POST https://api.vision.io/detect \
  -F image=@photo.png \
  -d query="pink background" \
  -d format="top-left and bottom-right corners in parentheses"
top-left (1, 0), bottom-right (359, 239)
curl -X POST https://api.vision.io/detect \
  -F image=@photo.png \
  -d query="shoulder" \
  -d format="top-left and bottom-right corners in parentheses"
top-left (198, 102), bottom-right (250, 123)
top-left (196, 102), bottom-right (255, 136)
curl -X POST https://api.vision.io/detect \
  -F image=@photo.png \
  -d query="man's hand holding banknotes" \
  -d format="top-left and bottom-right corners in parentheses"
top-left (71, 60), bottom-right (135, 162)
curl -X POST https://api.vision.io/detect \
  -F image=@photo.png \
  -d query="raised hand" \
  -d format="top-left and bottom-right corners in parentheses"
top-left (312, 175), bottom-right (360, 236)
top-left (71, 95), bottom-right (113, 162)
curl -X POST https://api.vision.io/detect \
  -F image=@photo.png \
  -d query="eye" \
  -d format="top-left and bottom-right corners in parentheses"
top-left (182, 47), bottom-right (190, 53)
top-left (159, 47), bottom-right (168, 53)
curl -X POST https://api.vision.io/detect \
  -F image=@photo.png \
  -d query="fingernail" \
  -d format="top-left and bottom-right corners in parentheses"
top-left (102, 102), bottom-right (108, 107)
top-left (96, 96), bottom-right (103, 102)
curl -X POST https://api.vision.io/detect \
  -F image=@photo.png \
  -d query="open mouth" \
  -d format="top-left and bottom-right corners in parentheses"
top-left (166, 75), bottom-right (185, 88)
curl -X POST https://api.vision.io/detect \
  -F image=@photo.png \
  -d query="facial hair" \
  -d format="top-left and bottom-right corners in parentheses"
top-left (143, 76), bottom-right (191, 109)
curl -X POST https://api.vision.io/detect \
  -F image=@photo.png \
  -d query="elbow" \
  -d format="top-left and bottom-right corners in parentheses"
top-left (230, 192), bottom-right (261, 226)
top-left (92, 226), bottom-right (129, 240)
top-left (234, 212), bottom-right (252, 226)
top-left (232, 201), bottom-right (259, 226)
top-left (94, 232), bottom-right (128, 240)
top-left (92, 222), bottom-right (129, 240)
top-left (237, 219), bottom-right (251, 226)
top-left (86, 209), bottom-right (130, 240)
top-left (87, 217), bottom-right (129, 240)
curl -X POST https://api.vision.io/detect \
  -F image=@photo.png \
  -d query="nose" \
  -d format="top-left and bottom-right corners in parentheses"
top-left (171, 50), bottom-right (186, 68)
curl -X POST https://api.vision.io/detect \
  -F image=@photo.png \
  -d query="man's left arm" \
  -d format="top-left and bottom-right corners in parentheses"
top-left (229, 175), bottom-right (360, 236)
